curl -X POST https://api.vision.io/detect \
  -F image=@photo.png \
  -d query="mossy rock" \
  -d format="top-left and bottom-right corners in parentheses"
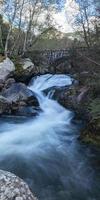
top-left (80, 119), bottom-right (100, 146)
top-left (80, 132), bottom-right (100, 146)
top-left (11, 57), bottom-right (23, 73)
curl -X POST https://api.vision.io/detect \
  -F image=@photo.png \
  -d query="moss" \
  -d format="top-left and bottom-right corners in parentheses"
top-left (81, 132), bottom-right (100, 146)
top-left (15, 63), bottom-right (23, 72)
top-left (11, 57), bottom-right (23, 74)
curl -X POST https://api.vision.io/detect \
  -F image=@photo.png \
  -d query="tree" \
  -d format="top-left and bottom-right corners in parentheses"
top-left (74, 0), bottom-right (100, 47)
top-left (0, 0), bottom-right (64, 56)
top-left (0, 15), bottom-right (4, 52)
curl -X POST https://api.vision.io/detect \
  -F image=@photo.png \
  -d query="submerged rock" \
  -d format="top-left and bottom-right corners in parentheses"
top-left (0, 170), bottom-right (37, 200)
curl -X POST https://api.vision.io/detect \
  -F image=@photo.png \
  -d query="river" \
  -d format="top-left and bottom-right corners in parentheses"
top-left (0, 74), bottom-right (100, 200)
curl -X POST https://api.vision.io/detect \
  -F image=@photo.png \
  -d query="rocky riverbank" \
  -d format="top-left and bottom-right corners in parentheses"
top-left (0, 56), bottom-right (39, 116)
top-left (0, 170), bottom-right (37, 200)
top-left (50, 50), bottom-right (100, 146)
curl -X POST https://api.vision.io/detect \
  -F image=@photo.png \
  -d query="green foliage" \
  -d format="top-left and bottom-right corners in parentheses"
top-left (0, 47), bottom-right (4, 54)
top-left (89, 98), bottom-right (100, 123)
top-left (81, 133), bottom-right (100, 146)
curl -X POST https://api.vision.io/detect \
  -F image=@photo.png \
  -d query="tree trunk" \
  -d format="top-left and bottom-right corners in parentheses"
top-left (0, 25), bottom-right (4, 50)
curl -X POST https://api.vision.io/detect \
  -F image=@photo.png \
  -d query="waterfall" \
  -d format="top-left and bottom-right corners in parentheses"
top-left (0, 74), bottom-right (73, 157)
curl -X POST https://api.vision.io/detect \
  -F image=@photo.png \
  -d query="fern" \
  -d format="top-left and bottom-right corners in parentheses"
top-left (89, 98), bottom-right (100, 122)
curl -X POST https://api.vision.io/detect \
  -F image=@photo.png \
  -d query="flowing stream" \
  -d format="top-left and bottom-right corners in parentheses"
top-left (0, 74), bottom-right (100, 200)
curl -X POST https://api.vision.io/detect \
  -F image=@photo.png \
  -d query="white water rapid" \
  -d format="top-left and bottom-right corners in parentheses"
top-left (0, 74), bottom-right (99, 200)
top-left (0, 74), bottom-right (73, 157)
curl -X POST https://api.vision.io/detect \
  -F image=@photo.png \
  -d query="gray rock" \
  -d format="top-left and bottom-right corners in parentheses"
top-left (14, 58), bottom-right (35, 83)
top-left (0, 170), bottom-right (38, 200)
top-left (2, 83), bottom-right (39, 106)
top-left (4, 78), bottom-right (16, 89)
top-left (0, 95), bottom-right (11, 115)
top-left (21, 58), bottom-right (34, 70)
top-left (14, 105), bottom-right (39, 116)
top-left (0, 57), bottom-right (15, 71)
top-left (0, 58), bottom-right (15, 83)
top-left (1, 83), bottom-right (39, 116)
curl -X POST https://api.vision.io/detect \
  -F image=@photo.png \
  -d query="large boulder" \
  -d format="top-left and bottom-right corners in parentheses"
top-left (0, 57), bottom-right (15, 71)
top-left (14, 58), bottom-right (36, 83)
top-left (52, 84), bottom-right (90, 118)
top-left (2, 82), bottom-right (38, 106)
top-left (1, 83), bottom-right (39, 116)
top-left (0, 58), bottom-right (15, 83)
top-left (0, 170), bottom-right (37, 200)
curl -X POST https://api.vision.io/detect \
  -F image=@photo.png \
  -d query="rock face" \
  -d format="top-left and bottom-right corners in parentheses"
top-left (0, 58), bottom-right (15, 83)
top-left (0, 83), bottom-right (39, 116)
top-left (14, 58), bottom-right (36, 83)
top-left (2, 83), bottom-right (38, 104)
top-left (0, 170), bottom-right (37, 200)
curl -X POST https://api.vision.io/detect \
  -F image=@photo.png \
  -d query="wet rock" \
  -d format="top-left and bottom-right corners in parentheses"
top-left (52, 84), bottom-right (90, 119)
top-left (0, 95), bottom-right (11, 115)
top-left (0, 170), bottom-right (38, 200)
top-left (4, 78), bottom-right (16, 89)
top-left (1, 83), bottom-right (39, 106)
top-left (0, 83), bottom-right (39, 116)
top-left (0, 83), bottom-right (4, 91)
top-left (14, 105), bottom-right (39, 116)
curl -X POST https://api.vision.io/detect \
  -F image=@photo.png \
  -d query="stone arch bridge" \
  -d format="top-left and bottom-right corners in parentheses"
top-left (32, 48), bottom-right (72, 65)
top-left (38, 49), bottom-right (72, 64)
top-left (26, 47), bottom-right (88, 65)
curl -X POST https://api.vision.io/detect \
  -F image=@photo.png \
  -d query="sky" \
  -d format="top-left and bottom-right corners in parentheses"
top-left (37, 0), bottom-right (79, 33)
top-left (52, 0), bottom-right (79, 33)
